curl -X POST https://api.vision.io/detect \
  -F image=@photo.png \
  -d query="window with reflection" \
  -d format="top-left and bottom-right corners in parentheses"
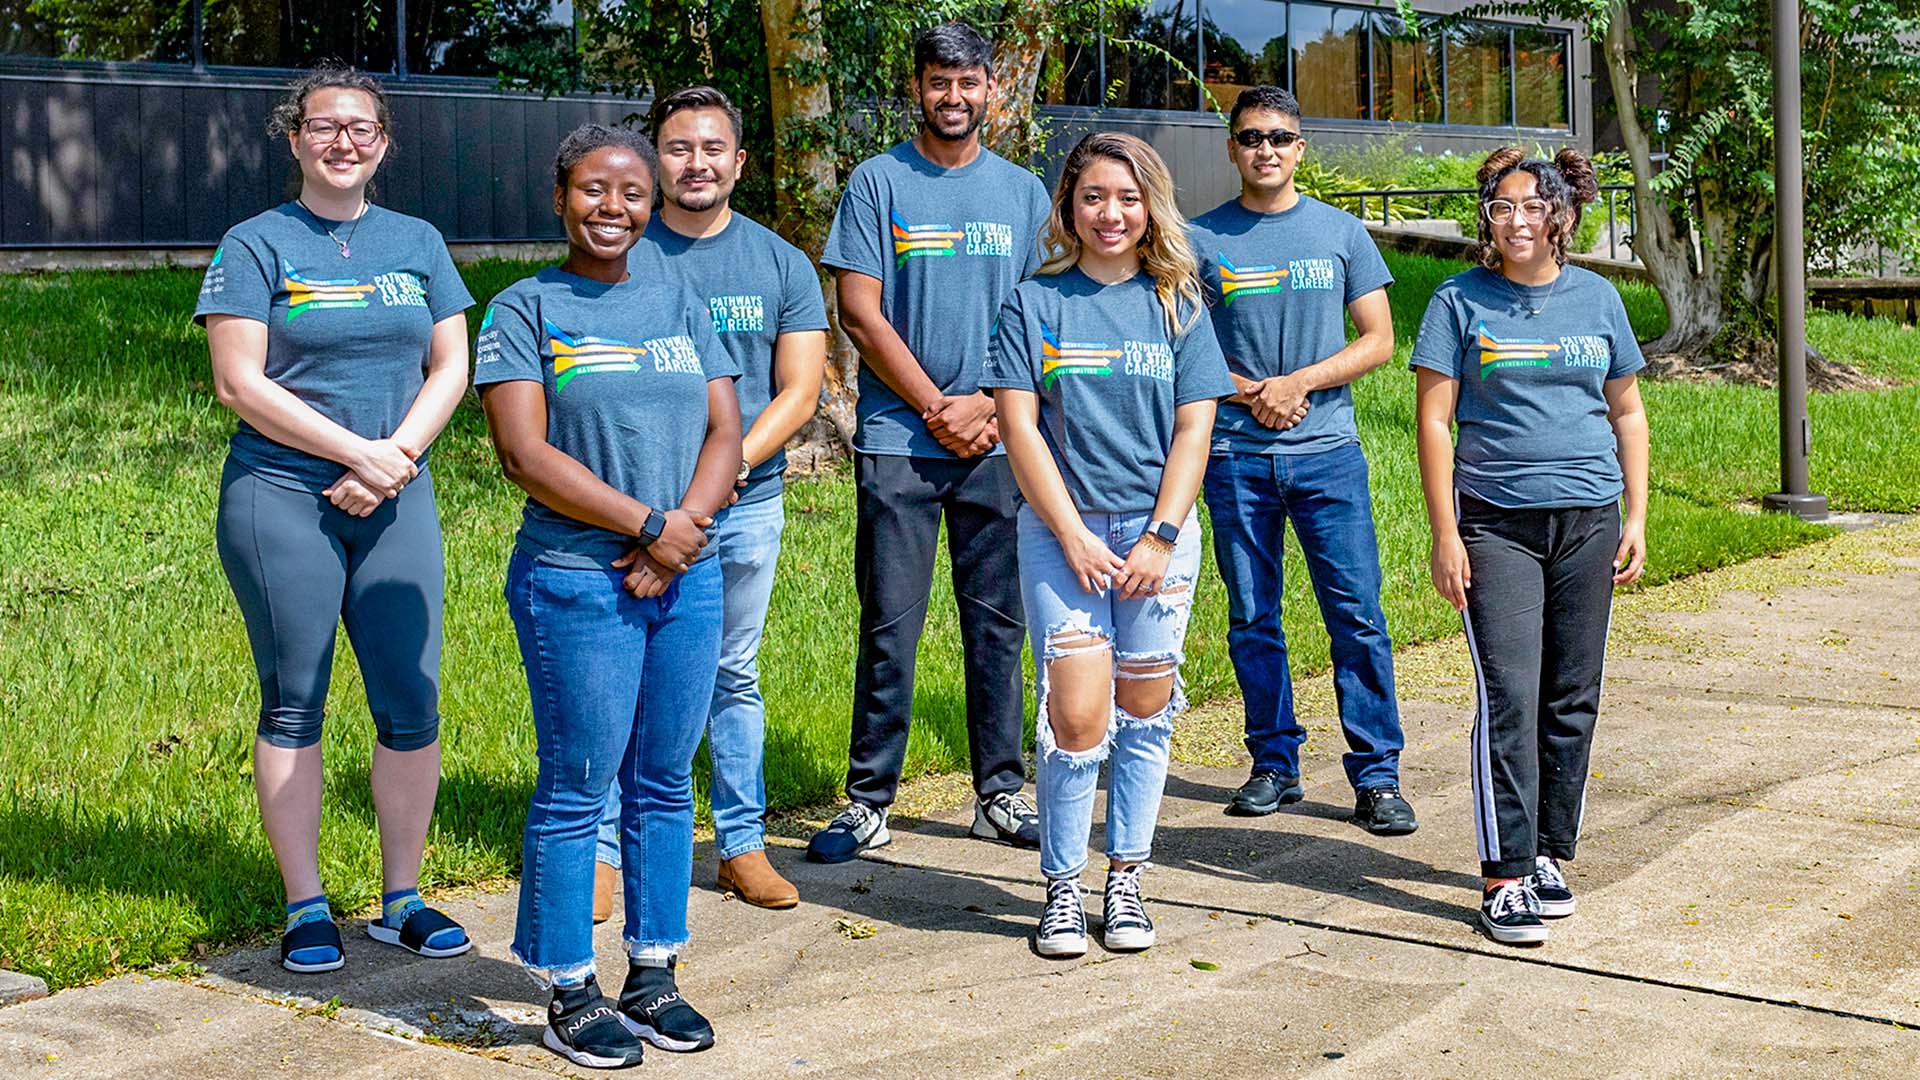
top-left (203, 0), bottom-right (396, 70)
top-left (1371, 12), bottom-right (1440, 123)
top-left (1202, 0), bottom-right (1287, 112)
top-left (1108, 0), bottom-right (1199, 110)
top-left (1049, 34), bottom-right (1105, 106)
top-left (410, 0), bottom-right (574, 78)
top-left (1445, 21), bottom-right (1511, 126)
top-left (1290, 3), bottom-right (1365, 120)
top-left (1512, 26), bottom-right (1568, 129)
top-left (2, 0), bottom-right (190, 62)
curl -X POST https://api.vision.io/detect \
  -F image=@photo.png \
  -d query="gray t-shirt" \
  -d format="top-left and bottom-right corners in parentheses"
top-left (473, 267), bottom-right (740, 569)
top-left (1409, 265), bottom-right (1646, 509)
top-left (821, 141), bottom-right (1050, 457)
top-left (626, 213), bottom-right (830, 505)
top-left (193, 202), bottom-right (473, 491)
top-left (982, 268), bottom-right (1234, 514)
top-left (1189, 195), bottom-right (1393, 456)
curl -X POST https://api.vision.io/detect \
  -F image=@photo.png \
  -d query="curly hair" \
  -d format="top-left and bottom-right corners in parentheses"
top-left (1474, 146), bottom-right (1599, 270)
top-left (1038, 132), bottom-right (1204, 337)
top-left (552, 123), bottom-right (659, 191)
top-left (268, 65), bottom-right (395, 157)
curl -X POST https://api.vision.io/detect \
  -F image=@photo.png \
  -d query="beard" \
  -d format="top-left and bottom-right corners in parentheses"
top-left (669, 176), bottom-right (729, 212)
top-left (922, 102), bottom-right (982, 142)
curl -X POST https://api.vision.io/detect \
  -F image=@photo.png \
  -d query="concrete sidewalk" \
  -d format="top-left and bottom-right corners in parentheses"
top-left (5, 520), bottom-right (1918, 1077)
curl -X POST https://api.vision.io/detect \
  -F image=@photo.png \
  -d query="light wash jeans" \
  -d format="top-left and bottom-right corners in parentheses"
top-left (1019, 505), bottom-right (1203, 881)
top-left (597, 495), bottom-right (786, 867)
top-left (505, 551), bottom-right (722, 987)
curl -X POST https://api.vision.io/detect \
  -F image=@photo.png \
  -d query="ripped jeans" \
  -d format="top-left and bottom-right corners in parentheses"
top-left (1018, 505), bottom-right (1202, 880)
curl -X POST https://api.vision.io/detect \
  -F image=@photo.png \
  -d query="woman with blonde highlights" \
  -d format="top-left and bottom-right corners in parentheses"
top-left (982, 132), bottom-right (1233, 958)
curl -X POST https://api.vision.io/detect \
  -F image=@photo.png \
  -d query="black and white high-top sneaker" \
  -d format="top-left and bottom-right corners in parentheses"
top-left (544, 977), bottom-right (644, 1069)
top-left (1034, 877), bottom-right (1088, 958)
top-left (1479, 880), bottom-right (1549, 945)
top-left (1102, 864), bottom-right (1156, 952)
top-left (1530, 855), bottom-right (1576, 918)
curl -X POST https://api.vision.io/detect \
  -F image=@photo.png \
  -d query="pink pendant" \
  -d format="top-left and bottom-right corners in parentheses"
top-left (340, 244), bottom-right (351, 259)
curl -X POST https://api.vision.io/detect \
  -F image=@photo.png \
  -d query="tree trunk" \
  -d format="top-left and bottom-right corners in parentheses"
top-left (983, 0), bottom-right (1051, 163)
top-left (761, 0), bottom-right (856, 463)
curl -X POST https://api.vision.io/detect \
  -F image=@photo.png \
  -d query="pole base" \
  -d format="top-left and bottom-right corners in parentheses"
top-left (1762, 491), bottom-right (1829, 521)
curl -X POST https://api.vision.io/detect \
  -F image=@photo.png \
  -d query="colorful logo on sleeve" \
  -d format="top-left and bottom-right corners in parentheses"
top-left (1039, 319), bottom-right (1119, 389)
top-left (1477, 322), bottom-right (1562, 375)
top-left (1218, 254), bottom-right (1287, 305)
top-left (891, 210), bottom-right (962, 266)
top-left (283, 261), bottom-right (374, 321)
top-left (547, 319), bottom-right (647, 390)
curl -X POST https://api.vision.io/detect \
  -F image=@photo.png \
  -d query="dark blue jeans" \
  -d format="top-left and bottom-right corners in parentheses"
top-left (504, 550), bottom-right (722, 987)
top-left (1203, 443), bottom-right (1403, 791)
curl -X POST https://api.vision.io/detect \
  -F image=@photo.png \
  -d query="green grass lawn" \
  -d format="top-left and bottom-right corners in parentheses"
top-left (2, 251), bottom-right (1911, 990)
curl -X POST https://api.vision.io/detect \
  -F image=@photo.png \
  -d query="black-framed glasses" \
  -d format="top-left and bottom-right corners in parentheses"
top-left (301, 117), bottom-right (384, 148)
top-left (1483, 198), bottom-right (1552, 225)
top-left (1233, 128), bottom-right (1302, 150)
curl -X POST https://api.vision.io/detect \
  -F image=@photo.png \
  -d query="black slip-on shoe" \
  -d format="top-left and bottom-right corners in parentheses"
top-left (1352, 785), bottom-right (1419, 835)
top-left (1225, 770), bottom-right (1304, 816)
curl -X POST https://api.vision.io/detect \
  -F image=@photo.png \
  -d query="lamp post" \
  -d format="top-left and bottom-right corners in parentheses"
top-left (1761, 0), bottom-right (1828, 520)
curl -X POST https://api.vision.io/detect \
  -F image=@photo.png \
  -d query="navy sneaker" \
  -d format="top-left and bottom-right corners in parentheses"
top-left (1101, 864), bottom-right (1156, 952)
top-left (1352, 785), bottom-right (1419, 835)
top-left (1226, 770), bottom-right (1304, 816)
top-left (1531, 855), bottom-right (1576, 918)
top-left (544, 977), bottom-right (644, 1069)
top-left (1479, 881), bottom-right (1549, 945)
top-left (618, 960), bottom-right (714, 1053)
top-left (806, 802), bottom-right (891, 864)
top-left (971, 791), bottom-right (1040, 848)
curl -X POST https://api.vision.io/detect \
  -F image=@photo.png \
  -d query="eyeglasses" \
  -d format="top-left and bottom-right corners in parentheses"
top-left (301, 117), bottom-right (384, 148)
top-left (1483, 198), bottom-right (1552, 226)
top-left (1233, 128), bottom-right (1302, 150)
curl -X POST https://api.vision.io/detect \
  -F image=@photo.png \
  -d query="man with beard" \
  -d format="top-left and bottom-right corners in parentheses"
top-left (590, 86), bottom-right (830, 915)
top-left (808, 22), bottom-right (1051, 863)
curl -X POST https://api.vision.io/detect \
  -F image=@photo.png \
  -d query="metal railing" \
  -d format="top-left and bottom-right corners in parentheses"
top-left (1326, 184), bottom-right (1639, 261)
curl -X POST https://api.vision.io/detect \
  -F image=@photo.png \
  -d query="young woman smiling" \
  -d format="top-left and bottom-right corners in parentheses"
top-left (475, 124), bottom-right (742, 1069)
top-left (982, 132), bottom-right (1233, 958)
top-left (195, 66), bottom-right (474, 975)
top-left (1410, 148), bottom-right (1650, 946)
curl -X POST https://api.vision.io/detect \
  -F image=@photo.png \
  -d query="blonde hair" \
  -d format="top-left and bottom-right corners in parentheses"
top-left (1038, 132), bottom-right (1204, 337)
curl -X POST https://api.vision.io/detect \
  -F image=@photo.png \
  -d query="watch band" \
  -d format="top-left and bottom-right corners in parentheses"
top-left (637, 508), bottom-right (668, 547)
top-left (1147, 519), bottom-right (1180, 544)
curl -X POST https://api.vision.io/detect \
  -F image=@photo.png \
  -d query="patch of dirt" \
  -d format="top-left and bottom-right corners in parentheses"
top-left (1640, 350), bottom-right (1890, 392)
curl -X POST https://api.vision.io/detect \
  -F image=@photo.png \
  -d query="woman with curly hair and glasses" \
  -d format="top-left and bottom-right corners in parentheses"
top-left (982, 132), bottom-right (1233, 959)
top-left (1409, 147), bottom-right (1650, 946)
top-left (194, 66), bottom-right (474, 975)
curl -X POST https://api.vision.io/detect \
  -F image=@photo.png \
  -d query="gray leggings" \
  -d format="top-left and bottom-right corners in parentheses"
top-left (215, 458), bottom-right (445, 751)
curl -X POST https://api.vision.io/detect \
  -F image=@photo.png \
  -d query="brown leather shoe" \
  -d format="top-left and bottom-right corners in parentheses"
top-left (593, 860), bottom-right (617, 924)
top-left (717, 849), bottom-right (799, 909)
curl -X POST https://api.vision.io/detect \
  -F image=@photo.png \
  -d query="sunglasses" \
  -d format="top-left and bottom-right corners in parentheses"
top-left (1233, 128), bottom-right (1302, 149)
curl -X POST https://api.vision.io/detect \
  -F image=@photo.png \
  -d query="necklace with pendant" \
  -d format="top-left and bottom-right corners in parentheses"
top-left (300, 198), bottom-right (367, 259)
top-left (1501, 269), bottom-right (1560, 318)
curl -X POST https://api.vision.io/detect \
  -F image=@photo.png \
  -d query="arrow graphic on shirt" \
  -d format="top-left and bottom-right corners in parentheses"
top-left (1217, 253), bottom-right (1287, 305)
top-left (548, 320), bottom-right (647, 391)
top-left (1476, 322), bottom-right (1560, 375)
top-left (891, 210), bottom-right (963, 267)
top-left (1038, 319), bottom-right (1118, 389)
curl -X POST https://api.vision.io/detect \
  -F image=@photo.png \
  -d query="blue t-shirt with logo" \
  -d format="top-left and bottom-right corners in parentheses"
top-left (982, 269), bottom-right (1234, 514)
top-left (473, 268), bottom-right (740, 569)
top-left (626, 213), bottom-right (830, 504)
top-left (1409, 265), bottom-right (1645, 509)
top-left (1188, 195), bottom-right (1393, 456)
top-left (193, 202), bottom-right (473, 491)
top-left (821, 141), bottom-right (1051, 457)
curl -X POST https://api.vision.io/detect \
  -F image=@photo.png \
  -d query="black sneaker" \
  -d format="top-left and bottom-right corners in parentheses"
top-left (971, 791), bottom-right (1041, 848)
top-left (1530, 856), bottom-right (1576, 918)
top-left (618, 959), bottom-right (715, 1052)
top-left (544, 977), bottom-right (644, 1069)
top-left (1226, 769), bottom-right (1304, 816)
top-left (1352, 785), bottom-right (1419, 835)
top-left (1479, 881), bottom-right (1549, 945)
top-left (1034, 877), bottom-right (1088, 958)
top-left (805, 802), bottom-right (891, 864)
top-left (1101, 864), bottom-right (1156, 952)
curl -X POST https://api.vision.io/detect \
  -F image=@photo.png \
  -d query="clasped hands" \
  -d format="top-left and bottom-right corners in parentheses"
top-left (1238, 372), bottom-right (1312, 430)
top-left (613, 508), bottom-right (712, 598)
top-left (323, 437), bottom-right (420, 517)
top-left (923, 392), bottom-right (998, 457)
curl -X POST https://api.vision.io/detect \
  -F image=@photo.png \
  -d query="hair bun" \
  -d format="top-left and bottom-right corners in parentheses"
top-left (1476, 147), bottom-right (1526, 187)
top-left (1554, 149), bottom-right (1600, 206)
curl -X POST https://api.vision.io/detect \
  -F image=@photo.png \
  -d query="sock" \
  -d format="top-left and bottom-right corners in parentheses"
top-left (381, 887), bottom-right (423, 929)
top-left (627, 946), bottom-right (674, 969)
top-left (284, 895), bottom-right (338, 966)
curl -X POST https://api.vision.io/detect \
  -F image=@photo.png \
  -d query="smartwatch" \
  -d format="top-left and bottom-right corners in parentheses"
top-left (636, 508), bottom-right (668, 547)
top-left (1146, 519), bottom-right (1180, 545)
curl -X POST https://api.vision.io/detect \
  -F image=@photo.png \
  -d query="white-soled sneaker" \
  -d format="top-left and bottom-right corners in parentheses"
top-left (1479, 880), bottom-right (1549, 945)
top-left (1530, 855), bottom-right (1576, 918)
top-left (1102, 864), bottom-right (1156, 952)
top-left (1035, 877), bottom-right (1088, 958)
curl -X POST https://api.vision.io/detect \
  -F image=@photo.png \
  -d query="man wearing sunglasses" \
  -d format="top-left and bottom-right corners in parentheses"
top-left (1190, 86), bottom-right (1415, 835)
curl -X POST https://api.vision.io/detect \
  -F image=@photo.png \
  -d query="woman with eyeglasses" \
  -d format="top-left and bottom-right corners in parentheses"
top-left (195, 66), bottom-right (474, 974)
top-left (1409, 147), bottom-right (1649, 946)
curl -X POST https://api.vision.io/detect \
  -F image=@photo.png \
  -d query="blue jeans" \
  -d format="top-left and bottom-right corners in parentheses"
top-left (505, 550), bottom-right (722, 987)
top-left (597, 497), bottom-right (785, 866)
top-left (1019, 506), bottom-right (1202, 880)
top-left (1203, 443), bottom-right (1403, 791)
